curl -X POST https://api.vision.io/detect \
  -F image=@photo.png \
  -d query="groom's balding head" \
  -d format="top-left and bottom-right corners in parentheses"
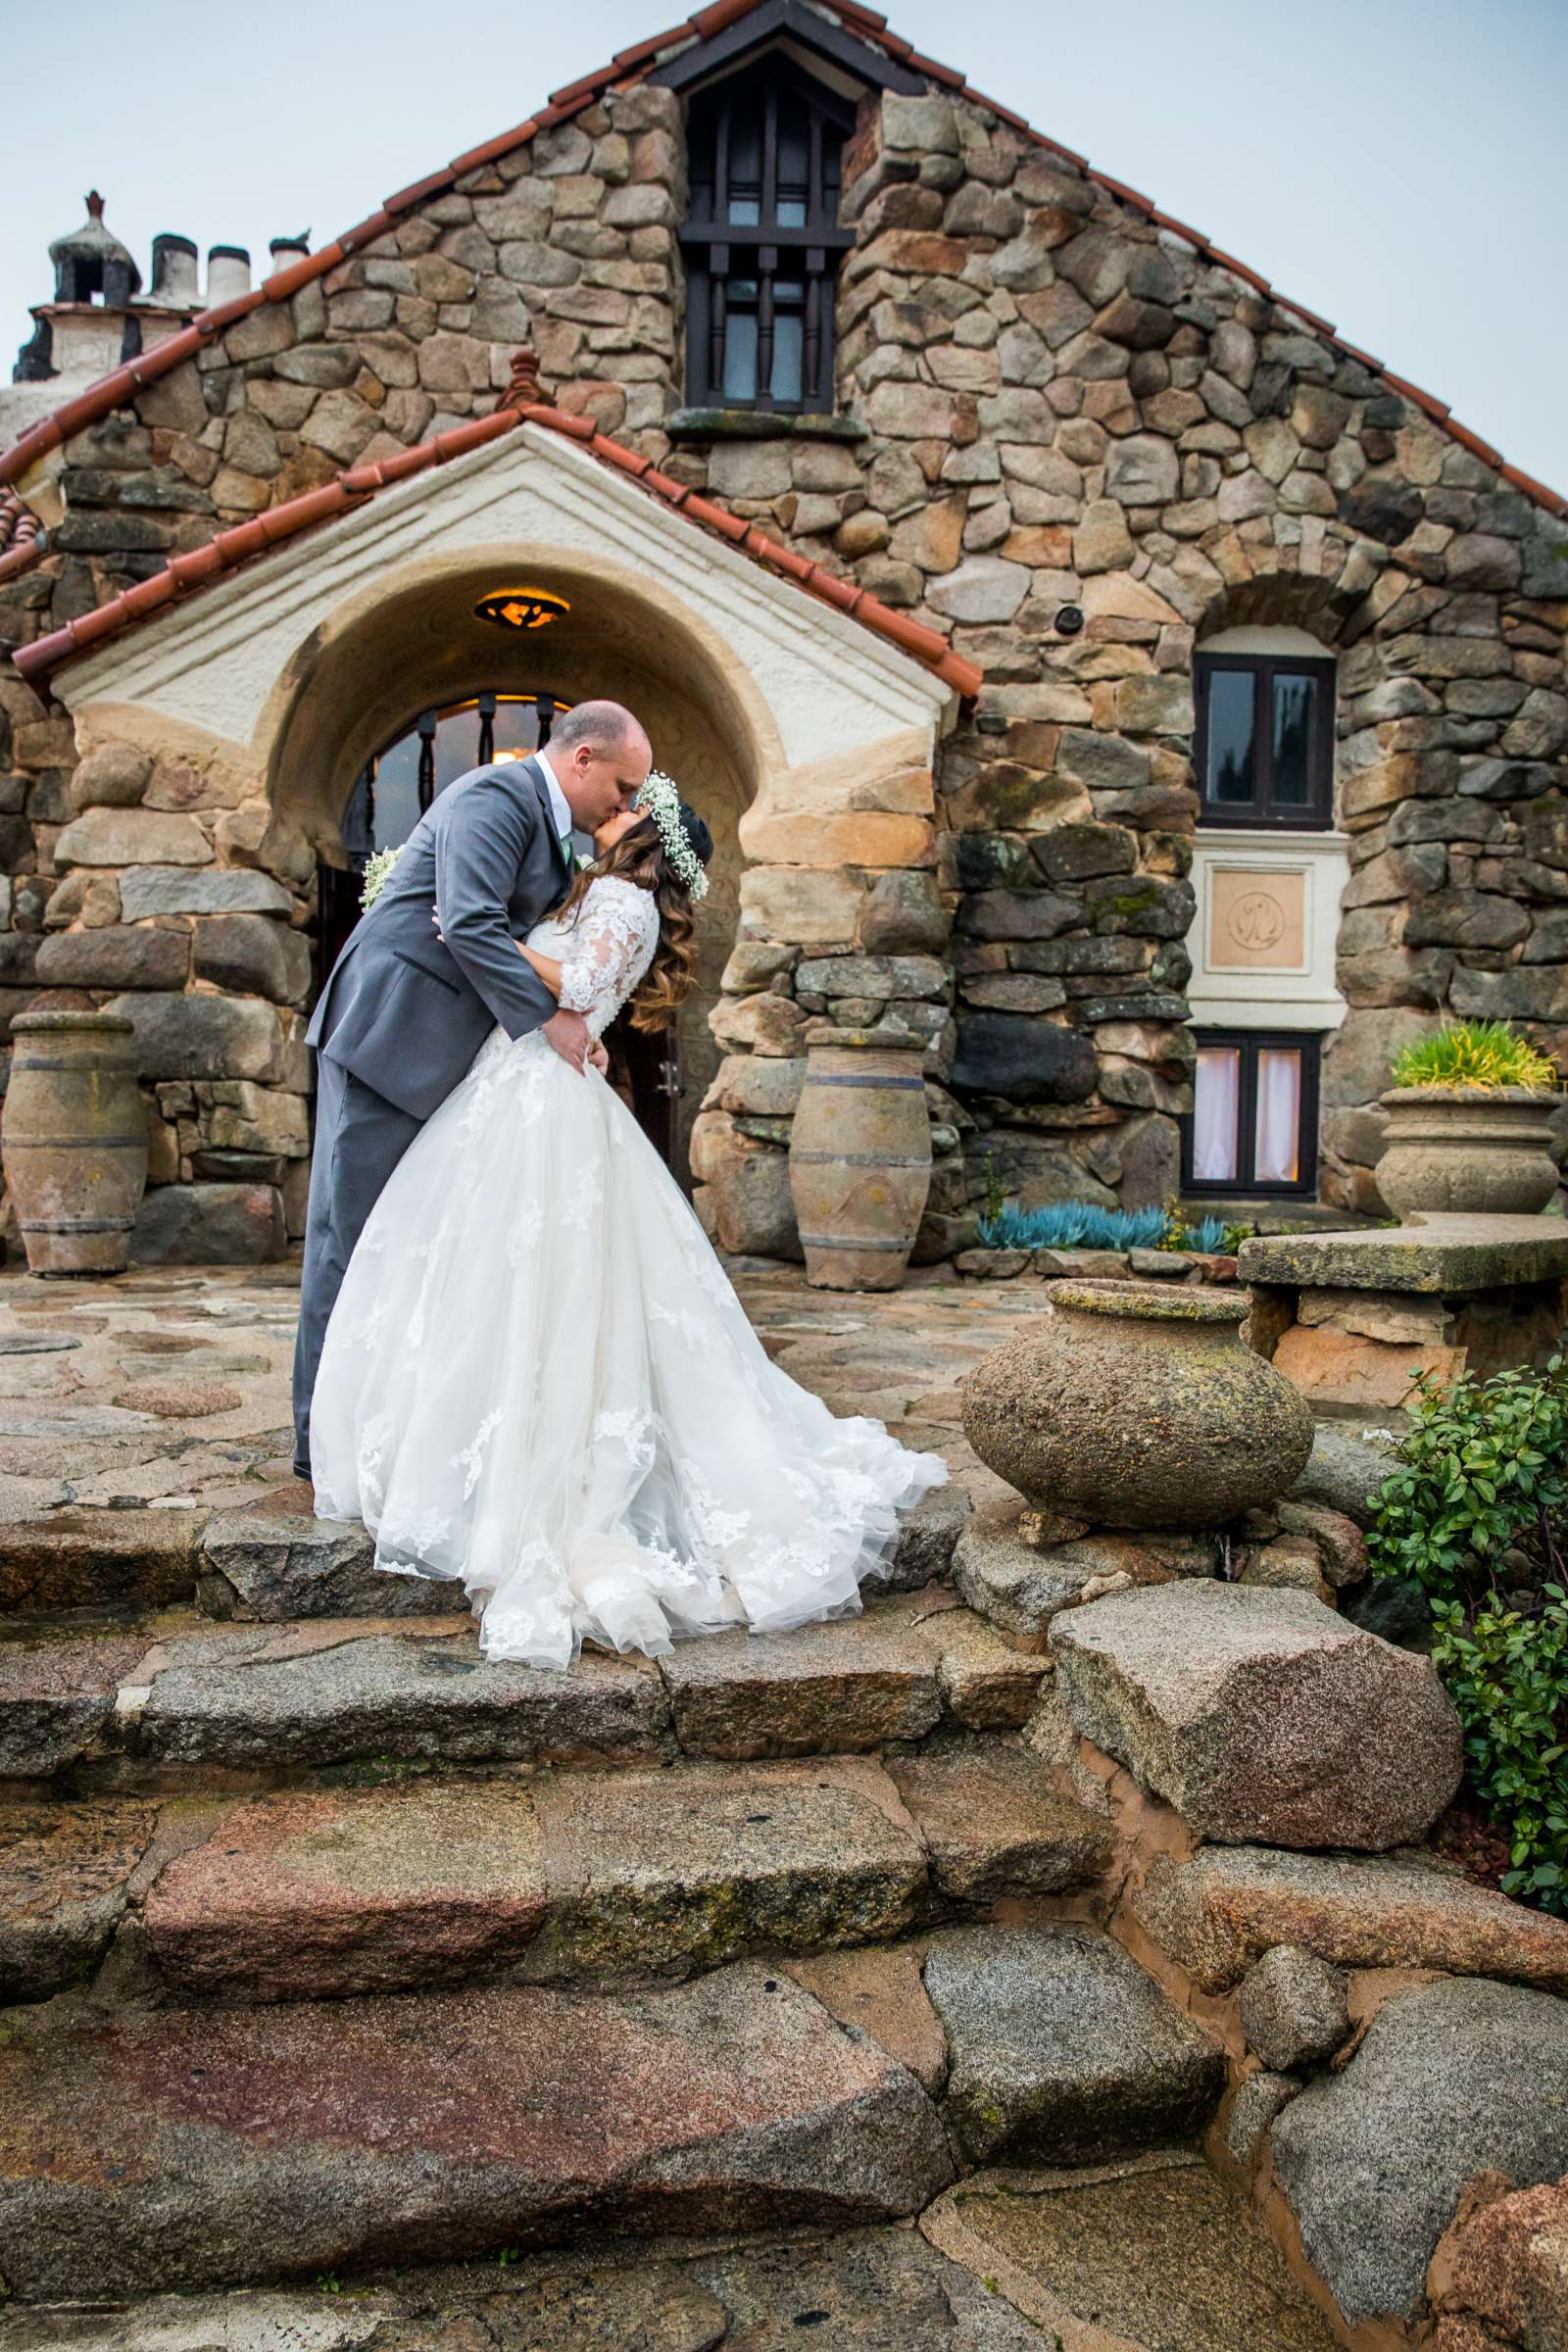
top-left (546, 700), bottom-right (652, 831)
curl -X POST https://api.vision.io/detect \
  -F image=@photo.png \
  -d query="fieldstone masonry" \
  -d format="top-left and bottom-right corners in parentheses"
top-left (2, 32), bottom-right (1566, 1254)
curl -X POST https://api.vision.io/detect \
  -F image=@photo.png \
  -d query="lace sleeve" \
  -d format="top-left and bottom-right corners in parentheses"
top-left (555, 879), bottom-right (662, 1033)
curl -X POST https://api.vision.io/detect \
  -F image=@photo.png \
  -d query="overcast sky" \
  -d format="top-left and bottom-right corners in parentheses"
top-left (5, 0), bottom-right (1563, 495)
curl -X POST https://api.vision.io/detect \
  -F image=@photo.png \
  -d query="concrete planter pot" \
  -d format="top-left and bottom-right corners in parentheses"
top-left (2, 1010), bottom-right (148, 1275)
top-left (789, 1032), bottom-right (932, 1293)
top-left (1376, 1086), bottom-right (1559, 1219)
top-left (960, 1278), bottom-right (1314, 1530)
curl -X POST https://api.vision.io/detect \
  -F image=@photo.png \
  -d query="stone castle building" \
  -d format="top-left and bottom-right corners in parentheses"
top-left (1, 0), bottom-right (1564, 1264)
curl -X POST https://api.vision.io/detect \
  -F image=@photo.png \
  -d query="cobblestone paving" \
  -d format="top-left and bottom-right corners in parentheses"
top-left (0, 1259), bottom-right (1051, 1536)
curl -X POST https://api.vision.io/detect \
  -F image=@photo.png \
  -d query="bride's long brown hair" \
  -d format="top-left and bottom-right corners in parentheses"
top-left (551, 806), bottom-right (711, 1034)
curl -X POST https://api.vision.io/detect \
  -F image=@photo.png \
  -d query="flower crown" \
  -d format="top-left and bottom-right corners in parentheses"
top-left (635, 770), bottom-right (709, 900)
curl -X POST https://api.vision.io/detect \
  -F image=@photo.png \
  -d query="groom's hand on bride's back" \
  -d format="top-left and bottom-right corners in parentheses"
top-left (543, 1006), bottom-right (593, 1074)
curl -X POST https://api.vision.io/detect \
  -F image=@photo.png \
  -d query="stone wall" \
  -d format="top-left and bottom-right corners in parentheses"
top-left (2, 62), bottom-right (1565, 1254)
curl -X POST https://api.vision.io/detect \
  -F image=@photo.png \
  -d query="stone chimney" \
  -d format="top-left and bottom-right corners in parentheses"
top-left (49, 192), bottom-right (141, 308)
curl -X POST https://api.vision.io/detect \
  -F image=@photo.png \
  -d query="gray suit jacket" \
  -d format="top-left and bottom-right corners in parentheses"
top-left (307, 756), bottom-right (574, 1120)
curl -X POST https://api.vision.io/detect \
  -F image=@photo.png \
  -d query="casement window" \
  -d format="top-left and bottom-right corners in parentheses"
top-left (1195, 651), bottom-right (1336, 829)
top-left (681, 59), bottom-right (856, 415)
top-left (1182, 1028), bottom-right (1322, 1198)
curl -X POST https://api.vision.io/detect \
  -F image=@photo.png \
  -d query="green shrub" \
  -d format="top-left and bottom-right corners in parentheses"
top-left (1389, 1019), bottom-right (1558, 1093)
top-left (1369, 1358), bottom-right (1568, 1914)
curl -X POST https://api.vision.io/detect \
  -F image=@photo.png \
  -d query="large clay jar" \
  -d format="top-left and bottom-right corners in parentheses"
top-left (789, 1032), bottom-right (932, 1292)
top-left (2, 1010), bottom-right (148, 1276)
top-left (961, 1279), bottom-right (1314, 1529)
top-left (1376, 1086), bottom-right (1558, 1219)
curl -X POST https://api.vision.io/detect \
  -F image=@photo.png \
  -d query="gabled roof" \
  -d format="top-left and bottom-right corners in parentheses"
top-left (11, 363), bottom-right (983, 695)
top-left (1, 0), bottom-right (1562, 597)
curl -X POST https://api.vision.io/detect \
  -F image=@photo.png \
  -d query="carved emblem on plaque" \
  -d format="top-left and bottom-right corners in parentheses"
top-left (1227, 889), bottom-right (1285, 954)
top-left (1208, 866), bottom-right (1306, 971)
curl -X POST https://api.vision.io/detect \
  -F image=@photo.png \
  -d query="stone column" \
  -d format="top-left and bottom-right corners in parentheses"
top-left (692, 740), bottom-right (956, 1257)
top-left (33, 733), bottom-right (316, 1261)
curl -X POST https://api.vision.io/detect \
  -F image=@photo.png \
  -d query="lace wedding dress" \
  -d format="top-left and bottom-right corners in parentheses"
top-left (310, 875), bottom-right (948, 1670)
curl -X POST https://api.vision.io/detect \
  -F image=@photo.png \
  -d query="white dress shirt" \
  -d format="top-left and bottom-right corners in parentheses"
top-left (534, 746), bottom-right (576, 852)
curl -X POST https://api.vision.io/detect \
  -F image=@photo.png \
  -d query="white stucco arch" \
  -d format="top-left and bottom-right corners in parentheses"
top-left (49, 418), bottom-right (957, 816)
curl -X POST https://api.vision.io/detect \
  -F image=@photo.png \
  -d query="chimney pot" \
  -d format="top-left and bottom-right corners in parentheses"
top-left (206, 245), bottom-right (252, 304)
top-left (149, 233), bottom-right (200, 307)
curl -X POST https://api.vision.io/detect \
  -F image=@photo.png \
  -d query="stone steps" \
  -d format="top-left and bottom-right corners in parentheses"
top-left (0, 1925), bottom-right (1228, 2303)
top-left (4, 1744), bottom-right (1114, 2006)
top-left (0, 2188), bottom-right (1343, 2352)
top-left (0, 2224), bottom-right (1054, 2352)
top-left (0, 1592), bottom-right (1049, 1788)
top-left (0, 1481), bottom-right (973, 1622)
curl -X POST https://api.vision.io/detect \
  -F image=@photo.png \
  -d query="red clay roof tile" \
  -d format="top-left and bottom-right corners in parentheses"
top-left (1151, 211), bottom-right (1208, 247)
top-left (694, 0), bottom-right (762, 36)
top-left (1279, 300), bottom-right (1338, 336)
top-left (191, 295), bottom-right (257, 334)
top-left (549, 65), bottom-right (614, 107)
top-left (130, 325), bottom-right (208, 379)
top-left (382, 173), bottom-right (453, 217)
top-left (54, 375), bottom-right (137, 440)
top-left (613, 24), bottom-right (693, 70)
top-left (1445, 417), bottom-right (1503, 469)
top-left (902, 49), bottom-right (966, 89)
top-left (169, 542), bottom-right (225, 589)
top-left (1087, 171), bottom-right (1156, 215)
top-left (1500, 463), bottom-right (1568, 518)
top-left (120, 571), bottom-right (179, 621)
top-left (1, 420), bottom-right (61, 474)
top-left (262, 254), bottom-right (326, 302)
top-left (449, 121), bottom-right (542, 175)
top-left (1202, 246), bottom-right (1273, 296)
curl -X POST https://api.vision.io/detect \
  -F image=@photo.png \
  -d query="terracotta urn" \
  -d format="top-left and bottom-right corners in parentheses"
top-left (960, 1279), bottom-right (1314, 1530)
top-left (789, 1030), bottom-right (932, 1292)
top-left (2, 1010), bottom-right (148, 1275)
top-left (1376, 1086), bottom-right (1559, 1219)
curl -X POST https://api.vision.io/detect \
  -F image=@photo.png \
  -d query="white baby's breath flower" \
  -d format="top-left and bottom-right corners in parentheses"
top-left (634, 770), bottom-right (709, 900)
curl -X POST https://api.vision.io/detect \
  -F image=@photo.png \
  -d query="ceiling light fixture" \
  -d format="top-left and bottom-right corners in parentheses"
top-left (473, 586), bottom-right (571, 632)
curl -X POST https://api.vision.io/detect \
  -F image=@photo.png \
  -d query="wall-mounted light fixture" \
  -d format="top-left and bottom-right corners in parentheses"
top-left (473, 586), bottom-right (571, 632)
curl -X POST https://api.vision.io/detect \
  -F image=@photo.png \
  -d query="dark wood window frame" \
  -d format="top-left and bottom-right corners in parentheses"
top-left (1181, 1026), bottom-right (1323, 1200)
top-left (1195, 651), bottom-right (1337, 831)
top-left (679, 58), bottom-right (858, 416)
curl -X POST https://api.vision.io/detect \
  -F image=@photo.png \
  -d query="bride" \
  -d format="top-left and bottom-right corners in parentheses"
top-left (309, 771), bottom-right (947, 1671)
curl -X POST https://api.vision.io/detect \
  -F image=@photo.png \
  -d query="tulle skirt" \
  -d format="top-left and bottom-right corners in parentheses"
top-left (310, 1026), bottom-right (948, 1670)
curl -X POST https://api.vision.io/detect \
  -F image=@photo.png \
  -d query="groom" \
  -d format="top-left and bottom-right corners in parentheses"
top-left (291, 699), bottom-right (653, 1481)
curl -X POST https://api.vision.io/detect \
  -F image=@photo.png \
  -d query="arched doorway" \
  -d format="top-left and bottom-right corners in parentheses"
top-left (271, 558), bottom-right (756, 1190)
top-left (317, 687), bottom-right (705, 1170)
top-left (318, 690), bottom-right (568, 983)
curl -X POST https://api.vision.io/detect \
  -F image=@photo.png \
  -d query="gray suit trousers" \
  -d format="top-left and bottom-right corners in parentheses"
top-left (291, 1051), bottom-right (420, 1475)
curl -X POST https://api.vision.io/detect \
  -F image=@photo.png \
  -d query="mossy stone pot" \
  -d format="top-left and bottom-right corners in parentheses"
top-left (1376, 1086), bottom-right (1559, 1219)
top-left (960, 1279), bottom-right (1314, 1530)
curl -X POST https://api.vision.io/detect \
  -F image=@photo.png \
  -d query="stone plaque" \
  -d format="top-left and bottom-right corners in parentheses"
top-left (1208, 866), bottom-right (1306, 971)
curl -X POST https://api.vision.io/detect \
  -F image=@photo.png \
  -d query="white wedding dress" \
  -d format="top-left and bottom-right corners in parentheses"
top-left (310, 876), bottom-right (948, 1670)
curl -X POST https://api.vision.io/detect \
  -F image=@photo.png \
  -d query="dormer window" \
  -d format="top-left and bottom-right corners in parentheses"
top-left (680, 61), bottom-right (855, 415)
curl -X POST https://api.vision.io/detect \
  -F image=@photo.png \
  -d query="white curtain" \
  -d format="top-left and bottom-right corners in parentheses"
top-left (1193, 1047), bottom-right (1241, 1182)
top-left (1254, 1048), bottom-right (1301, 1184)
